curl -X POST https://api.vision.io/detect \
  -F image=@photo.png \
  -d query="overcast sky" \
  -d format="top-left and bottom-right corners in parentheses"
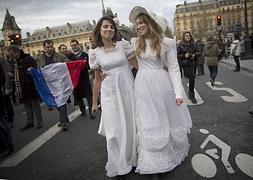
top-left (0, 0), bottom-right (196, 38)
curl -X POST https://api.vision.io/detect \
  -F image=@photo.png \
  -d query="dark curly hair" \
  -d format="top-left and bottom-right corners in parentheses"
top-left (93, 16), bottom-right (118, 47)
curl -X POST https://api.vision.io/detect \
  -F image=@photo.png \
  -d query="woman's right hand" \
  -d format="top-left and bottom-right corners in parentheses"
top-left (185, 52), bottom-right (190, 58)
top-left (92, 104), bottom-right (99, 112)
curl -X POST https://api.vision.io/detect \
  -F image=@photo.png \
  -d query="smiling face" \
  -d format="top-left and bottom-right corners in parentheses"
top-left (184, 33), bottom-right (191, 42)
top-left (136, 17), bottom-right (149, 37)
top-left (70, 41), bottom-right (81, 53)
top-left (100, 20), bottom-right (115, 41)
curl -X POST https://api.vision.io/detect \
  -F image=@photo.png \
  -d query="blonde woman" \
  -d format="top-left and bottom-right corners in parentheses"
top-left (129, 6), bottom-right (192, 175)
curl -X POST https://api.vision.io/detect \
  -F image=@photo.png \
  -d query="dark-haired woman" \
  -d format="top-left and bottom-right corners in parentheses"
top-left (88, 16), bottom-right (138, 177)
top-left (177, 31), bottom-right (200, 104)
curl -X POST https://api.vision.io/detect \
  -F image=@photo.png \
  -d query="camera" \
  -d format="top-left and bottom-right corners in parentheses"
top-left (188, 53), bottom-right (193, 59)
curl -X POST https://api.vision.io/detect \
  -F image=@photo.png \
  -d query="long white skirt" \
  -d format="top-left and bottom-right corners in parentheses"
top-left (99, 65), bottom-right (137, 177)
top-left (134, 69), bottom-right (192, 174)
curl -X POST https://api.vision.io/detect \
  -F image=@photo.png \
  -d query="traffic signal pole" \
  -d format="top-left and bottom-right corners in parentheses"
top-left (216, 15), bottom-right (222, 40)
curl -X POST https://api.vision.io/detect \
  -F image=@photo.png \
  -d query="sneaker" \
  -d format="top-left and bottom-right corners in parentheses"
top-left (20, 124), bottom-right (34, 131)
top-left (0, 146), bottom-right (14, 159)
top-left (58, 123), bottom-right (68, 131)
top-left (233, 69), bottom-right (240, 72)
top-left (190, 97), bottom-right (197, 104)
top-left (36, 124), bottom-right (43, 129)
top-left (210, 79), bottom-right (215, 87)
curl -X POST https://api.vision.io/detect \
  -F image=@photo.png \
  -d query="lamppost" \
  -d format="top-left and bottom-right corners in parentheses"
top-left (243, 0), bottom-right (253, 59)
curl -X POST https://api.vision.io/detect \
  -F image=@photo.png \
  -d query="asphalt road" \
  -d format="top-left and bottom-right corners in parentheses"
top-left (0, 63), bottom-right (252, 180)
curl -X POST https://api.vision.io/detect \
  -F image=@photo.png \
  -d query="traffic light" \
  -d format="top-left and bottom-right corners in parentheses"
top-left (8, 33), bottom-right (22, 45)
top-left (217, 15), bottom-right (222, 26)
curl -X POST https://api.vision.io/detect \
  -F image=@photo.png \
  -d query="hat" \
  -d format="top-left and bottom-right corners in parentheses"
top-left (129, 6), bottom-right (168, 32)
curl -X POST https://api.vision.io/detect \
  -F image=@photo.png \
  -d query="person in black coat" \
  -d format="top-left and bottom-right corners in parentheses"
top-left (68, 39), bottom-right (95, 119)
top-left (0, 63), bottom-right (13, 158)
top-left (177, 31), bottom-right (200, 104)
top-left (7, 46), bottom-right (43, 130)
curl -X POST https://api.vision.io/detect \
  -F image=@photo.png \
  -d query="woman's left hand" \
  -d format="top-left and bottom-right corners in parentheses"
top-left (176, 98), bottom-right (183, 106)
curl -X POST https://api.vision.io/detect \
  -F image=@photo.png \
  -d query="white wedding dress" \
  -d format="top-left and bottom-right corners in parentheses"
top-left (88, 40), bottom-right (137, 177)
top-left (131, 37), bottom-right (192, 174)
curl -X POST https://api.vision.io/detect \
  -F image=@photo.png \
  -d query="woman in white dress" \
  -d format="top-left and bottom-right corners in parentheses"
top-left (129, 6), bottom-right (193, 175)
top-left (88, 16), bottom-right (138, 177)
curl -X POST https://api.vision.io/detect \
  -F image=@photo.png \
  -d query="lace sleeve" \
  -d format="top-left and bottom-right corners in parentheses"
top-left (164, 38), bottom-right (183, 99)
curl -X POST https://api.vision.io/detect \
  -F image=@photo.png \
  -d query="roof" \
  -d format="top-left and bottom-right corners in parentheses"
top-left (1, 9), bottom-right (21, 31)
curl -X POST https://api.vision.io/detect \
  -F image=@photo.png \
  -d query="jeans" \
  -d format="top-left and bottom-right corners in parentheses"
top-left (58, 104), bottom-right (69, 125)
top-left (24, 98), bottom-right (43, 127)
top-left (208, 66), bottom-right (218, 81)
top-left (233, 55), bottom-right (240, 71)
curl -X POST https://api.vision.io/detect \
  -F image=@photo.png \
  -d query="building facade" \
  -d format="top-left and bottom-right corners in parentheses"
top-left (1, 6), bottom-right (137, 59)
top-left (22, 21), bottom-right (94, 58)
top-left (174, 0), bottom-right (253, 40)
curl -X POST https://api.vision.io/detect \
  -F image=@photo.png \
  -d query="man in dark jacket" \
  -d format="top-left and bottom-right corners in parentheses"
top-left (37, 40), bottom-right (69, 131)
top-left (69, 39), bottom-right (95, 119)
top-left (0, 63), bottom-right (14, 158)
top-left (7, 46), bottom-right (43, 130)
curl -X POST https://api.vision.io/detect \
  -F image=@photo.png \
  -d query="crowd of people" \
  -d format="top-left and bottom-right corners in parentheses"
top-left (0, 5), bottom-right (250, 179)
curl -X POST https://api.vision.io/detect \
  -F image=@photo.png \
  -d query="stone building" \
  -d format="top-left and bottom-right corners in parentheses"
top-left (1, 4), bottom-right (137, 59)
top-left (22, 21), bottom-right (94, 58)
top-left (174, 0), bottom-right (253, 40)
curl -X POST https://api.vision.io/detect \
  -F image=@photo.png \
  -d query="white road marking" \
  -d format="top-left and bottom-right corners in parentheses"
top-left (235, 153), bottom-right (253, 178)
top-left (192, 154), bottom-right (217, 178)
top-left (0, 109), bottom-right (80, 167)
top-left (206, 81), bottom-right (248, 103)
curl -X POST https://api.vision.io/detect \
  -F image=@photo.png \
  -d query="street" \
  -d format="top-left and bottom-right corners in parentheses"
top-left (0, 62), bottom-right (252, 180)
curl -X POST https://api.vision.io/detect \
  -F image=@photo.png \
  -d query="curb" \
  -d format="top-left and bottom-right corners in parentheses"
top-left (220, 60), bottom-right (253, 74)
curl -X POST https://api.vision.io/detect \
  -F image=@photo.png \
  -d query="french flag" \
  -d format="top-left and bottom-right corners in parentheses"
top-left (30, 60), bottom-right (86, 108)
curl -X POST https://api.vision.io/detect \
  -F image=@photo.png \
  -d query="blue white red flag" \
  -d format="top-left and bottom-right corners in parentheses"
top-left (30, 60), bottom-right (86, 108)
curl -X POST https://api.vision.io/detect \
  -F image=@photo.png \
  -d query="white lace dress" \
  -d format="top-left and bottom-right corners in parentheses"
top-left (88, 40), bottom-right (137, 177)
top-left (131, 37), bottom-right (192, 174)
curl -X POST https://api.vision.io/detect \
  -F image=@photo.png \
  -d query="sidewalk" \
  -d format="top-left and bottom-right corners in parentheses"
top-left (220, 56), bottom-right (253, 73)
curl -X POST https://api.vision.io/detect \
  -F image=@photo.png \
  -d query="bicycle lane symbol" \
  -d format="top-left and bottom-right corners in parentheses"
top-left (191, 129), bottom-right (253, 178)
